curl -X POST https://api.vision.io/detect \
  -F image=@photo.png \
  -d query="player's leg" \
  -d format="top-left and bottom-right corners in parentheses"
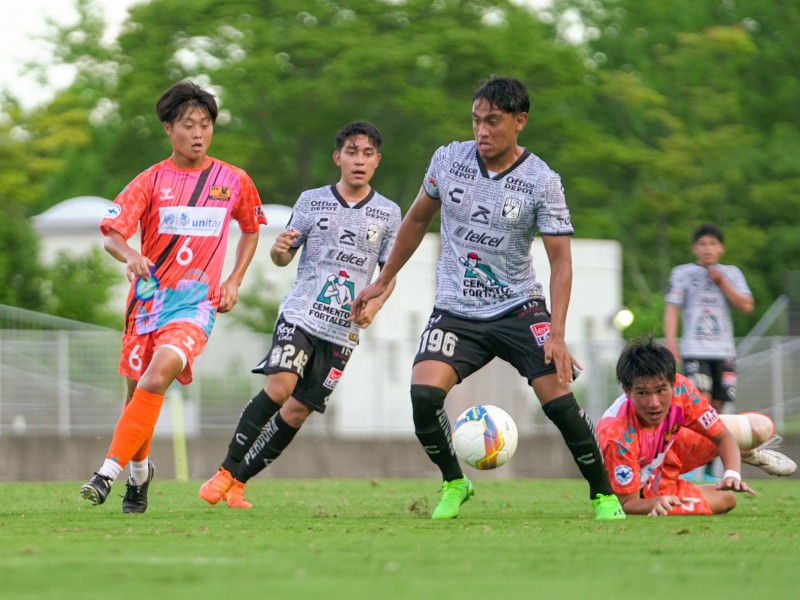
top-left (411, 312), bottom-right (490, 519)
top-left (498, 304), bottom-right (624, 520)
top-left (723, 413), bottom-right (798, 476)
top-left (82, 326), bottom-right (199, 506)
top-left (200, 319), bottom-right (305, 505)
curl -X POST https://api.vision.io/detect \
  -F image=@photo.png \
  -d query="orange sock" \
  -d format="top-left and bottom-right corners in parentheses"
top-left (106, 388), bottom-right (163, 468)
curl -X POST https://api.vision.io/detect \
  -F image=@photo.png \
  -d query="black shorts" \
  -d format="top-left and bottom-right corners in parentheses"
top-left (251, 316), bottom-right (352, 413)
top-left (682, 358), bottom-right (736, 403)
top-left (413, 300), bottom-right (559, 384)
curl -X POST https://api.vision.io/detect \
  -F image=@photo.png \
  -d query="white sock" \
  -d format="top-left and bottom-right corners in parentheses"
top-left (129, 459), bottom-right (150, 485)
top-left (97, 459), bottom-right (123, 482)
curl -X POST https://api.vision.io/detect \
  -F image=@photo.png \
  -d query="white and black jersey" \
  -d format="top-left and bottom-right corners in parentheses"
top-left (665, 263), bottom-right (751, 359)
top-left (422, 140), bottom-right (574, 320)
top-left (280, 185), bottom-right (401, 348)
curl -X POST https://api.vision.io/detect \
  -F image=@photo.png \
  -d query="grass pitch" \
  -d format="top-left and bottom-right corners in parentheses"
top-left (1, 478), bottom-right (797, 599)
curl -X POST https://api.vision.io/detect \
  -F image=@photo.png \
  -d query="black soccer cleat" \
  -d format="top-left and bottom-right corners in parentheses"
top-left (80, 473), bottom-right (113, 506)
top-left (122, 462), bottom-right (155, 514)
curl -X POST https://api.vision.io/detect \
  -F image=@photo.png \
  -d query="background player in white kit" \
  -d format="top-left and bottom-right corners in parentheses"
top-left (199, 121), bottom-right (401, 508)
top-left (354, 76), bottom-right (625, 521)
top-left (664, 224), bottom-right (754, 480)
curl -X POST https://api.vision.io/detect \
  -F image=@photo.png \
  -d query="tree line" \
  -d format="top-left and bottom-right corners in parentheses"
top-left (2, 0), bottom-right (798, 336)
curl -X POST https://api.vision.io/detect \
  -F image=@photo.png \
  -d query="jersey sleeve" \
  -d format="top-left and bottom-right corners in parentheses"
top-left (100, 169), bottom-right (152, 238)
top-left (285, 192), bottom-right (313, 249)
top-left (675, 374), bottom-right (725, 438)
top-left (230, 170), bottom-right (267, 232)
top-left (421, 144), bottom-right (450, 200)
top-left (664, 266), bottom-right (685, 305)
top-left (535, 174), bottom-right (574, 236)
top-left (597, 417), bottom-right (641, 496)
top-left (378, 204), bottom-right (402, 265)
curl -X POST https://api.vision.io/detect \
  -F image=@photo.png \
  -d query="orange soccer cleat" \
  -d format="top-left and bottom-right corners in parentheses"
top-left (198, 467), bottom-right (234, 505)
top-left (224, 480), bottom-right (252, 509)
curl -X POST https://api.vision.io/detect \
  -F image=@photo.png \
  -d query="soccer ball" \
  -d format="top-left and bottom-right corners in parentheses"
top-left (452, 405), bottom-right (519, 470)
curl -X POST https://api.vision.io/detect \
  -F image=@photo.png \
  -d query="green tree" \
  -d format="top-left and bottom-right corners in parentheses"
top-left (43, 248), bottom-right (119, 327)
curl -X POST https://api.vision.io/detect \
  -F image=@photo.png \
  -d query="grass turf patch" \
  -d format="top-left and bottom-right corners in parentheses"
top-left (1, 479), bottom-right (797, 599)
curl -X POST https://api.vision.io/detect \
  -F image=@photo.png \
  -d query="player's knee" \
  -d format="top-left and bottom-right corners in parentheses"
top-left (280, 398), bottom-right (312, 428)
top-left (410, 385), bottom-right (447, 423)
top-left (264, 373), bottom-right (296, 403)
top-left (720, 413), bottom-right (775, 449)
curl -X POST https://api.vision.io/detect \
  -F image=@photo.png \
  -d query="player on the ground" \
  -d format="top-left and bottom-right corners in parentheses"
top-left (597, 337), bottom-right (796, 516)
top-left (352, 75), bottom-right (625, 520)
top-left (198, 121), bottom-right (400, 508)
top-left (80, 81), bottom-right (266, 513)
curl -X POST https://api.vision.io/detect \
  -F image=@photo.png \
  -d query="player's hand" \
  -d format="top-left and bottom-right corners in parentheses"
top-left (349, 297), bottom-right (383, 328)
top-left (352, 279), bottom-right (388, 319)
top-left (647, 495), bottom-right (682, 516)
top-left (716, 476), bottom-right (756, 495)
top-left (543, 335), bottom-right (580, 384)
top-left (707, 265), bottom-right (723, 284)
top-left (126, 254), bottom-right (155, 282)
top-left (272, 228), bottom-right (300, 254)
top-left (218, 278), bottom-right (240, 313)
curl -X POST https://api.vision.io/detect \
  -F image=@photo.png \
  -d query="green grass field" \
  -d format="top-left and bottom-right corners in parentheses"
top-left (1, 479), bottom-right (797, 599)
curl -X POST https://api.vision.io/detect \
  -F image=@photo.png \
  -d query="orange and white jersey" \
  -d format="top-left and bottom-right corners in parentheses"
top-left (101, 156), bottom-right (266, 337)
top-left (596, 374), bottom-right (725, 496)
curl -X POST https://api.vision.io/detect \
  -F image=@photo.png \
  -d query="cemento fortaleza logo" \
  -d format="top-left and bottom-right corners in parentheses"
top-left (158, 206), bottom-right (226, 236)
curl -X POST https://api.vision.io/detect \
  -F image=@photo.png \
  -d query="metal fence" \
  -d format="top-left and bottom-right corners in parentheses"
top-left (1, 323), bottom-right (798, 439)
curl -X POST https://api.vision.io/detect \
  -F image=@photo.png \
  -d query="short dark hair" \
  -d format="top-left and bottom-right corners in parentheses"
top-left (693, 223), bottom-right (724, 244)
top-left (616, 336), bottom-right (676, 392)
top-left (473, 75), bottom-right (530, 115)
top-left (335, 121), bottom-right (382, 151)
top-left (156, 81), bottom-right (218, 125)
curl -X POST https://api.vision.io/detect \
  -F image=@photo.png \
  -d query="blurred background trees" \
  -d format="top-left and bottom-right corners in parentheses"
top-left (2, 0), bottom-right (799, 335)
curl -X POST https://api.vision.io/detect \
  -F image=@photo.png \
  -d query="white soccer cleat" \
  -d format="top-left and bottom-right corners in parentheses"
top-left (741, 435), bottom-right (797, 477)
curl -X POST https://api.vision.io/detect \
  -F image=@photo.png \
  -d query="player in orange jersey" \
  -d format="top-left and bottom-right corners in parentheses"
top-left (597, 337), bottom-right (795, 516)
top-left (80, 81), bottom-right (267, 513)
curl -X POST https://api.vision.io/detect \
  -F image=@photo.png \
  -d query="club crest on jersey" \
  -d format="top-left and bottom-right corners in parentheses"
top-left (530, 322), bottom-right (550, 346)
top-left (366, 223), bottom-right (382, 243)
top-left (614, 465), bottom-right (633, 485)
top-left (268, 346), bottom-right (282, 367)
top-left (105, 204), bottom-right (122, 219)
top-left (323, 367), bottom-right (343, 390)
top-left (208, 186), bottom-right (231, 200)
top-left (502, 197), bottom-right (522, 221)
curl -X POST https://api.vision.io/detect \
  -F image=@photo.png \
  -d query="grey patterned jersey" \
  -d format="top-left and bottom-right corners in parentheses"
top-left (422, 140), bottom-right (574, 319)
top-left (665, 262), bottom-right (752, 359)
top-left (280, 185), bottom-right (400, 348)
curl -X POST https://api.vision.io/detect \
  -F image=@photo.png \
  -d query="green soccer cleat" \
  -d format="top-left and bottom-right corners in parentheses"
top-left (431, 477), bottom-right (475, 520)
top-left (592, 493), bottom-right (626, 520)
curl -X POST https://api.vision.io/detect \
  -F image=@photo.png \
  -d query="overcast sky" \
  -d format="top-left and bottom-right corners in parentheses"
top-left (0, 0), bottom-right (141, 107)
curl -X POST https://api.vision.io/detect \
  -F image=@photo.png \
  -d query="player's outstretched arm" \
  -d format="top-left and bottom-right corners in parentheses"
top-left (541, 234), bottom-right (577, 383)
top-left (353, 187), bottom-right (439, 317)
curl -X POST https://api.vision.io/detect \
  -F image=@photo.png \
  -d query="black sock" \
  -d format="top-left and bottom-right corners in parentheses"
top-left (236, 412), bottom-right (299, 483)
top-left (542, 393), bottom-right (612, 498)
top-left (411, 384), bottom-right (463, 481)
top-left (222, 390), bottom-right (281, 476)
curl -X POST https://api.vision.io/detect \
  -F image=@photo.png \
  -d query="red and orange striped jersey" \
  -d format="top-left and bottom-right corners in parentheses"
top-left (101, 156), bottom-right (266, 337)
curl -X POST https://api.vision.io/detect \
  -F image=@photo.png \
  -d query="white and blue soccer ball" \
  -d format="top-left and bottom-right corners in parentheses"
top-left (452, 405), bottom-right (519, 470)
